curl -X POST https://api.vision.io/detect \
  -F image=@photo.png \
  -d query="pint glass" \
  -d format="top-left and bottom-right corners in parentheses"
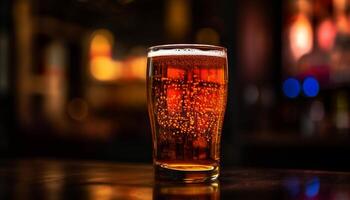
top-left (147, 44), bottom-right (228, 182)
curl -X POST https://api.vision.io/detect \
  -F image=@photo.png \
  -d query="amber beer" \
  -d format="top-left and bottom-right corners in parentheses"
top-left (147, 44), bottom-right (228, 182)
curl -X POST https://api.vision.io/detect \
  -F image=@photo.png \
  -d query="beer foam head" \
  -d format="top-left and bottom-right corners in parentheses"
top-left (148, 45), bottom-right (226, 58)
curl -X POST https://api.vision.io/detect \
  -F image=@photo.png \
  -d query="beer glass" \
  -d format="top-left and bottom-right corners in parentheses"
top-left (147, 44), bottom-right (228, 183)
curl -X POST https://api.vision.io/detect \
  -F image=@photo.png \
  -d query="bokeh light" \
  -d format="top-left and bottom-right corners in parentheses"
top-left (289, 14), bottom-right (313, 60)
top-left (296, 0), bottom-right (312, 14)
top-left (165, 0), bottom-right (190, 40)
top-left (317, 19), bottom-right (336, 51)
top-left (128, 56), bottom-right (147, 80)
top-left (89, 29), bottom-right (121, 81)
top-left (90, 29), bottom-right (114, 58)
top-left (283, 78), bottom-right (301, 98)
top-left (333, 0), bottom-right (347, 13)
top-left (336, 14), bottom-right (350, 33)
top-left (302, 77), bottom-right (319, 97)
top-left (305, 177), bottom-right (320, 198)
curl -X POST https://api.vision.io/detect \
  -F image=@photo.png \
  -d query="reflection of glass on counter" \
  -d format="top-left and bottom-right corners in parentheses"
top-left (153, 182), bottom-right (219, 200)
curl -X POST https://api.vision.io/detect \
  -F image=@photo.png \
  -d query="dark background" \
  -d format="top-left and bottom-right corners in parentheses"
top-left (1, 0), bottom-right (350, 170)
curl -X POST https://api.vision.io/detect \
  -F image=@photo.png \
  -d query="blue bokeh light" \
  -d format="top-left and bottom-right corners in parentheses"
top-left (303, 77), bottom-right (320, 97)
top-left (305, 177), bottom-right (320, 198)
top-left (283, 78), bottom-right (301, 98)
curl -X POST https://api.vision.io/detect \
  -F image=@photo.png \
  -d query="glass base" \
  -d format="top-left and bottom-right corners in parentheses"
top-left (154, 162), bottom-right (219, 183)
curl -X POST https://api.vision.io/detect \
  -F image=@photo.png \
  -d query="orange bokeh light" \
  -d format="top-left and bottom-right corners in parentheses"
top-left (289, 14), bottom-right (313, 60)
top-left (336, 14), bottom-right (350, 33)
top-left (90, 29), bottom-right (114, 58)
top-left (90, 57), bottom-right (122, 81)
top-left (128, 56), bottom-right (147, 80)
top-left (89, 30), bottom-right (147, 82)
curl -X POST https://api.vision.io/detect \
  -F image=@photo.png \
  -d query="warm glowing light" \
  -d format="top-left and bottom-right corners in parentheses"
top-left (336, 14), bottom-right (350, 33)
top-left (317, 19), bottom-right (336, 51)
top-left (90, 57), bottom-right (122, 81)
top-left (333, 0), bottom-right (347, 13)
top-left (45, 41), bottom-right (66, 122)
top-left (165, 0), bottom-right (190, 39)
top-left (89, 30), bottom-right (148, 82)
top-left (89, 29), bottom-right (122, 82)
top-left (88, 185), bottom-right (113, 200)
top-left (289, 14), bottom-right (313, 60)
top-left (90, 29), bottom-right (114, 58)
top-left (67, 98), bottom-right (89, 121)
top-left (195, 28), bottom-right (220, 45)
top-left (296, 0), bottom-right (312, 14)
top-left (129, 56), bottom-right (147, 80)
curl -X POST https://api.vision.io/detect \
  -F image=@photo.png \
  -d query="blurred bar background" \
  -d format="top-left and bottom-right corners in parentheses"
top-left (1, 0), bottom-right (350, 170)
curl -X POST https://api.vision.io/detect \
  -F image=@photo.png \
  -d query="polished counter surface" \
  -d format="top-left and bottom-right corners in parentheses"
top-left (0, 159), bottom-right (349, 199)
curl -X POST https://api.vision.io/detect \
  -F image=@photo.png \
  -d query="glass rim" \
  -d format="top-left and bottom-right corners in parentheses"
top-left (148, 44), bottom-right (227, 58)
top-left (148, 44), bottom-right (226, 51)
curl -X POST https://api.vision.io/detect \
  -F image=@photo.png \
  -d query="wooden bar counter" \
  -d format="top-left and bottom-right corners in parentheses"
top-left (0, 159), bottom-right (349, 199)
